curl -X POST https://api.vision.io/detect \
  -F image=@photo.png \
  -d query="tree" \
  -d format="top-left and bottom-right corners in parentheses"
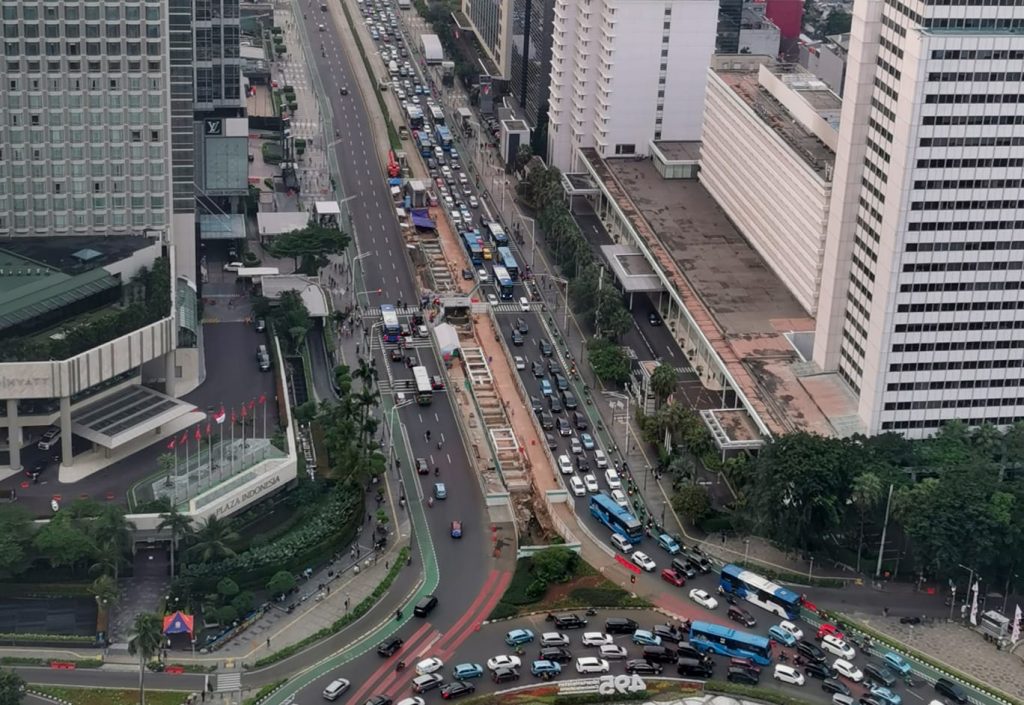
top-left (594, 288), bottom-right (632, 340)
top-left (824, 10), bottom-right (852, 35)
top-left (267, 290), bottom-right (313, 353)
top-left (673, 485), bottom-right (711, 523)
top-left (33, 514), bottom-right (96, 572)
top-left (217, 577), bottom-right (240, 599)
top-left (157, 505), bottom-right (194, 580)
top-left (649, 363), bottom-right (679, 405)
top-left (267, 570), bottom-right (296, 598)
top-left (187, 515), bottom-right (239, 563)
top-left (0, 668), bottom-right (25, 705)
top-left (849, 471), bottom-right (884, 572)
top-left (127, 612), bottom-right (164, 705)
top-left (514, 144), bottom-right (533, 175)
top-left (587, 338), bottom-right (630, 385)
top-left (530, 546), bottom-right (578, 584)
top-left (90, 506), bottom-right (135, 580)
top-left (268, 223), bottom-right (350, 272)
top-left (0, 506), bottom-right (33, 578)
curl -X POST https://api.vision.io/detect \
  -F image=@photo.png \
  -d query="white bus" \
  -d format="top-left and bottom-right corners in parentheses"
top-left (412, 365), bottom-right (433, 405)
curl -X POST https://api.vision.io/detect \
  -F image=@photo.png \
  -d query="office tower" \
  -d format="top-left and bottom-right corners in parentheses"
top-left (510, 0), bottom-right (555, 129)
top-left (718, 0), bottom-right (743, 53)
top-left (546, 0), bottom-right (717, 170)
top-left (814, 0), bottom-right (1024, 437)
top-left (193, 0), bottom-right (243, 112)
top-left (463, 0), bottom-right (513, 77)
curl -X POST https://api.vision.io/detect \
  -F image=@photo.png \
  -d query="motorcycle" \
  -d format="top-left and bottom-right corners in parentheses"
top-left (545, 612), bottom-right (556, 622)
top-left (585, 608), bottom-right (597, 616)
top-left (395, 660), bottom-right (406, 672)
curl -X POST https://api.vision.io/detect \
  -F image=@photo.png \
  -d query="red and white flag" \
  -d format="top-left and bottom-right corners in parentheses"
top-left (214, 406), bottom-right (226, 424)
top-left (179, 431), bottom-right (189, 446)
top-left (194, 426), bottom-right (202, 441)
top-left (166, 438), bottom-right (176, 450)
top-left (258, 394), bottom-right (267, 405)
top-left (1013, 605), bottom-right (1021, 644)
top-left (969, 581), bottom-right (980, 626)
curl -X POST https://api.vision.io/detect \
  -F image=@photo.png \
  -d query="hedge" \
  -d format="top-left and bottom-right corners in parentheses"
top-left (242, 678), bottom-right (287, 705)
top-left (249, 547), bottom-right (410, 668)
top-left (0, 632), bottom-right (95, 644)
top-left (0, 583), bottom-right (93, 598)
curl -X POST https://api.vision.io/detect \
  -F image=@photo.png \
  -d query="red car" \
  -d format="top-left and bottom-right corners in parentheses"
top-left (660, 568), bottom-right (686, 587)
top-left (816, 623), bottom-right (845, 641)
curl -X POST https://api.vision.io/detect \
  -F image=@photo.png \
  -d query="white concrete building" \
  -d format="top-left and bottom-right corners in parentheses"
top-left (547, 0), bottom-right (717, 170)
top-left (700, 56), bottom-right (838, 316)
top-left (814, 0), bottom-right (1024, 437)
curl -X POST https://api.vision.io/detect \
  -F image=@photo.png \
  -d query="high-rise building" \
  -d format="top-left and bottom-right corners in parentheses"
top-left (463, 0), bottom-right (513, 78)
top-left (814, 0), bottom-right (1024, 437)
top-left (546, 0), bottom-right (717, 170)
top-left (193, 0), bottom-right (243, 113)
top-left (509, 0), bottom-right (554, 129)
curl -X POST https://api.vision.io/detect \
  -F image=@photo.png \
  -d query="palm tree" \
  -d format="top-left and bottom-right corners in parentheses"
top-left (157, 506), bottom-right (195, 580)
top-left (649, 364), bottom-right (679, 405)
top-left (91, 573), bottom-right (120, 640)
top-left (128, 612), bottom-right (165, 705)
top-left (187, 515), bottom-right (239, 563)
top-left (88, 539), bottom-right (127, 581)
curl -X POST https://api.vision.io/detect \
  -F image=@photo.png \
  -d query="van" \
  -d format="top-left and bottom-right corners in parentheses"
top-left (37, 426), bottom-right (61, 451)
top-left (256, 344), bottom-right (268, 360)
top-left (413, 594), bottom-right (438, 617)
top-left (610, 533), bottom-right (632, 554)
top-left (675, 642), bottom-right (707, 662)
top-left (593, 449), bottom-right (608, 469)
top-left (641, 645), bottom-right (676, 664)
top-left (676, 657), bottom-right (714, 678)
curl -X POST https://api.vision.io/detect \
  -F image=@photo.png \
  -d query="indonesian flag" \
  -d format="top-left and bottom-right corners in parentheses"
top-left (214, 406), bottom-right (226, 424)
top-left (249, 398), bottom-right (257, 411)
top-left (241, 404), bottom-right (248, 418)
top-left (231, 408), bottom-right (237, 424)
top-left (206, 423), bottom-right (212, 436)
top-left (166, 438), bottom-right (176, 450)
top-left (179, 431), bottom-right (189, 446)
top-left (970, 581), bottom-right (980, 626)
top-left (194, 426), bottom-right (202, 441)
top-left (258, 394), bottom-right (267, 405)
top-left (1013, 605), bottom-right (1022, 644)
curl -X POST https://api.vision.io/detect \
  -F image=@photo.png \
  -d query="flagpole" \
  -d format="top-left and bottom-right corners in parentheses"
top-left (184, 433), bottom-right (190, 500)
top-left (230, 408), bottom-right (236, 477)
top-left (263, 398), bottom-right (267, 439)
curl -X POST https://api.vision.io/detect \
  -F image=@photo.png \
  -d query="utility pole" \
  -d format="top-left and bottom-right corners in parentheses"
top-left (594, 267), bottom-right (605, 337)
top-left (874, 483), bottom-right (894, 578)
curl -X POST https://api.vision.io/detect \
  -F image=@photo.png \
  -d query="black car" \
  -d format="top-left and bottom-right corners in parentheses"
top-left (562, 391), bottom-right (578, 410)
top-left (491, 667), bottom-right (520, 683)
top-left (670, 558), bottom-right (697, 579)
top-left (727, 666), bottom-right (759, 685)
top-left (797, 640), bottom-right (827, 663)
top-left (652, 625), bottom-right (683, 643)
top-left (516, 318), bottom-right (529, 334)
top-left (554, 372), bottom-right (569, 391)
top-left (363, 697), bottom-right (392, 705)
top-left (539, 646), bottom-right (572, 664)
top-left (557, 417), bottom-right (572, 436)
top-left (934, 678), bottom-right (969, 704)
top-left (821, 678), bottom-right (851, 695)
top-left (440, 681), bottom-right (475, 700)
top-left (547, 358), bottom-right (560, 375)
top-left (804, 661), bottom-right (838, 680)
top-left (461, 268), bottom-right (474, 280)
top-left (863, 663), bottom-right (897, 687)
top-left (511, 329), bottom-right (524, 346)
top-left (539, 338), bottom-right (553, 356)
top-left (539, 411), bottom-right (555, 430)
top-left (532, 361), bottom-right (545, 377)
top-left (859, 697), bottom-right (886, 705)
top-left (575, 456), bottom-right (590, 472)
top-left (605, 617), bottom-right (639, 634)
top-left (676, 642), bottom-right (710, 663)
top-left (625, 659), bottom-right (663, 675)
top-left (27, 458), bottom-right (47, 480)
top-left (553, 613), bottom-right (587, 629)
top-left (648, 311), bottom-right (662, 326)
top-left (548, 396), bottom-right (563, 413)
top-left (376, 636), bottom-right (404, 657)
top-left (641, 645), bottom-right (676, 664)
top-left (531, 396), bottom-right (544, 413)
top-left (727, 605), bottom-right (757, 627)
top-left (545, 432), bottom-right (557, 449)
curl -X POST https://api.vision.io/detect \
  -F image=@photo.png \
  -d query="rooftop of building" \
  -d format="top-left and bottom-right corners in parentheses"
top-left (585, 150), bottom-right (851, 437)
top-left (653, 141), bottom-right (703, 162)
top-left (712, 56), bottom-right (838, 176)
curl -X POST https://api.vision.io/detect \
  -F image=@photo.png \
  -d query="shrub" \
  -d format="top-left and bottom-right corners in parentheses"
top-left (567, 587), bottom-right (642, 607)
top-left (698, 511), bottom-right (736, 535)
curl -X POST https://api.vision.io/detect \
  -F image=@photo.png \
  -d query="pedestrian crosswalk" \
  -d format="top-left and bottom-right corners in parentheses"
top-left (216, 673), bottom-right (241, 692)
top-left (492, 303), bottom-right (525, 313)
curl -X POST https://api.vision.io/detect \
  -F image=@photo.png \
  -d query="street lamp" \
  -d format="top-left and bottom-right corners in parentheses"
top-left (603, 391), bottom-right (631, 461)
top-left (535, 273), bottom-right (569, 333)
top-left (516, 214), bottom-right (537, 269)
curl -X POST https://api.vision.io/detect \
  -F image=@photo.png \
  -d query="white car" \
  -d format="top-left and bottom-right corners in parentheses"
top-left (514, 355), bottom-right (526, 370)
top-left (469, 195), bottom-right (479, 208)
top-left (773, 663), bottom-right (805, 686)
top-left (568, 476), bottom-right (586, 497)
top-left (777, 620), bottom-right (804, 641)
top-left (832, 658), bottom-right (863, 682)
top-left (688, 588), bottom-right (718, 610)
top-left (599, 644), bottom-right (628, 660)
top-left (610, 489), bottom-right (628, 508)
top-left (604, 468), bottom-right (622, 489)
top-left (581, 632), bottom-right (613, 647)
top-left (222, 261), bottom-right (243, 272)
top-left (415, 657), bottom-right (444, 675)
top-left (821, 634), bottom-right (856, 660)
top-left (486, 654), bottom-right (521, 671)
top-left (487, 293), bottom-right (498, 306)
top-left (575, 656), bottom-right (610, 674)
top-left (570, 437), bottom-right (583, 455)
top-left (557, 454), bottom-right (573, 475)
top-left (593, 449), bottom-right (608, 469)
top-left (583, 474), bottom-right (599, 493)
top-left (519, 296), bottom-right (530, 311)
top-left (631, 551), bottom-right (656, 572)
top-left (477, 268), bottom-right (489, 283)
top-left (396, 698), bottom-right (426, 705)
top-left (541, 632), bottom-right (570, 647)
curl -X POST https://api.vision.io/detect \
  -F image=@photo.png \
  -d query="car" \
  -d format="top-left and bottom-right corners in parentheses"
top-left (578, 432), bottom-right (595, 450)
top-left (768, 625), bottom-right (797, 646)
top-left (625, 659), bottom-right (663, 675)
top-left (821, 634), bottom-right (856, 660)
top-left (434, 482), bottom-right (447, 499)
top-left (450, 520), bottom-right (462, 538)
top-left (934, 677), bottom-right (969, 704)
top-left (538, 646), bottom-right (573, 664)
top-left (539, 338), bottom-right (553, 356)
top-left (557, 417), bottom-right (572, 436)
top-left (593, 449), bottom-right (608, 469)
top-left (469, 195), bottom-right (479, 208)
top-left (803, 660), bottom-right (837, 680)
top-left (822, 677), bottom-right (851, 695)
top-left (519, 296), bottom-right (530, 311)
top-left (377, 636), bottom-right (405, 657)
top-left (363, 696), bottom-right (392, 705)
top-left (540, 378), bottom-right (553, 396)
top-left (881, 652), bottom-right (911, 675)
top-left (487, 293), bottom-right (498, 306)
top-left (568, 476), bottom-right (586, 496)
top-left (575, 657), bottom-right (610, 674)
top-left (728, 605), bottom-right (757, 628)
top-left (37, 426), bottom-right (60, 451)
top-left (545, 432), bottom-right (557, 449)
top-left (661, 568), bottom-right (686, 586)
top-left (323, 678), bottom-right (351, 700)
top-left (817, 623), bottom-right (846, 641)
top-left (728, 666), bottom-right (760, 685)
top-left (557, 454), bottom-right (573, 475)
top-left (491, 667), bottom-right (520, 683)
top-left (486, 655), bottom-right (521, 671)
top-left (415, 657), bottom-right (444, 675)
top-left (604, 617), bottom-right (638, 634)
top-left (610, 489), bottom-right (629, 508)
top-left (531, 361), bottom-right (545, 377)
top-left (461, 268), bottom-right (474, 280)
top-left (869, 686), bottom-right (902, 705)
top-left (430, 375), bottom-right (444, 389)
top-left (396, 698), bottom-right (426, 705)
top-left (631, 629), bottom-right (661, 646)
top-left (774, 663), bottom-right (806, 686)
top-left (412, 673), bottom-right (444, 693)
top-left (416, 458), bottom-right (429, 475)
top-left (540, 632), bottom-right (569, 647)
top-left (575, 455), bottom-right (589, 472)
top-left (689, 588), bottom-right (719, 610)
top-left (631, 551), bottom-right (657, 572)
top-left (581, 632), bottom-right (613, 646)
top-left (514, 355), bottom-right (526, 370)
top-left (570, 437), bottom-right (582, 454)
top-left (531, 395), bottom-right (545, 414)
top-left (554, 372), bottom-right (569, 390)
top-left (797, 640), bottom-right (828, 663)
top-left (863, 663), bottom-right (897, 687)
top-left (451, 663), bottom-right (484, 680)
top-left (648, 311), bottom-right (662, 326)
top-left (778, 620), bottom-right (804, 641)
top-left (531, 659), bottom-right (562, 678)
top-left (440, 681), bottom-right (475, 699)
top-left (554, 613), bottom-right (587, 629)
top-left (223, 261), bottom-right (243, 272)
top-left (832, 658), bottom-right (863, 682)
top-left (505, 628), bottom-right (535, 646)
top-left (599, 644), bottom-right (628, 660)
top-left (604, 468), bottom-right (622, 489)
top-left (515, 317), bottom-right (529, 334)
top-left (511, 329), bottom-right (524, 347)
top-left (656, 533), bottom-right (681, 554)
top-left (255, 318), bottom-right (266, 332)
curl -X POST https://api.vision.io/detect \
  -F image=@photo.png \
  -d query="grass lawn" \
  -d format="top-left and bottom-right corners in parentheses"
top-left (34, 686), bottom-right (190, 705)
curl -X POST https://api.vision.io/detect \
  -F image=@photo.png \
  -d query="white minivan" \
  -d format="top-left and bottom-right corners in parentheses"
top-left (610, 533), bottom-right (632, 554)
top-left (593, 449), bottom-right (608, 469)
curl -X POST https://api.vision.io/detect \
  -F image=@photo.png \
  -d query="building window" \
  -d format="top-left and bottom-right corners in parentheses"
top-left (614, 144), bottom-right (636, 155)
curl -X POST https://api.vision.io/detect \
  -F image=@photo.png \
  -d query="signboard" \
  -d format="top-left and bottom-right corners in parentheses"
top-left (208, 469), bottom-right (288, 518)
top-left (205, 119), bottom-right (223, 136)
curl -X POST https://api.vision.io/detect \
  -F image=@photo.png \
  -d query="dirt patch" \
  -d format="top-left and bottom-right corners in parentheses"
top-left (541, 574), bottom-right (605, 607)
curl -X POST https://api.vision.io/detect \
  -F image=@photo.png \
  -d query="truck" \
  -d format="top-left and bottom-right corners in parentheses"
top-left (422, 33), bottom-right (443, 65)
top-left (457, 107), bottom-right (473, 133)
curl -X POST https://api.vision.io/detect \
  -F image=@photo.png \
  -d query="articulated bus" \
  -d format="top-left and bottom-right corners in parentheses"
top-left (412, 365), bottom-right (433, 405)
top-left (380, 304), bottom-right (402, 343)
top-left (719, 564), bottom-right (802, 620)
top-left (492, 265), bottom-right (514, 300)
top-left (496, 247), bottom-right (519, 280)
top-left (689, 621), bottom-right (772, 666)
top-left (588, 493), bottom-right (644, 544)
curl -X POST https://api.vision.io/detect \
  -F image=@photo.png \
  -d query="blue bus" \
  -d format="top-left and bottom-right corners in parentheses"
top-left (689, 621), bottom-right (772, 666)
top-left (416, 131), bottom-right (432, 157)
top-left (435, 125), bottom-right (452, 151)
top-left (380, 304), bottom-right (402, 343)
top-left (462, 232), bottom-right (483, 265)
top-left (492, 265), bottom-right (514, 300)
top-left (496, 247), bottom-right (519, 280)
top-left (588, 493), bottom-right (644, 544)
top-left (486, 221), bottom-right (509, 247)
top-left (719, 564), bottom-right (802, 620)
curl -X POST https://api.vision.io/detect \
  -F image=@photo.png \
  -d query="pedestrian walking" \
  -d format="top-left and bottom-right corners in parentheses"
top-left (266, 637), bottom-right (271, 649)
